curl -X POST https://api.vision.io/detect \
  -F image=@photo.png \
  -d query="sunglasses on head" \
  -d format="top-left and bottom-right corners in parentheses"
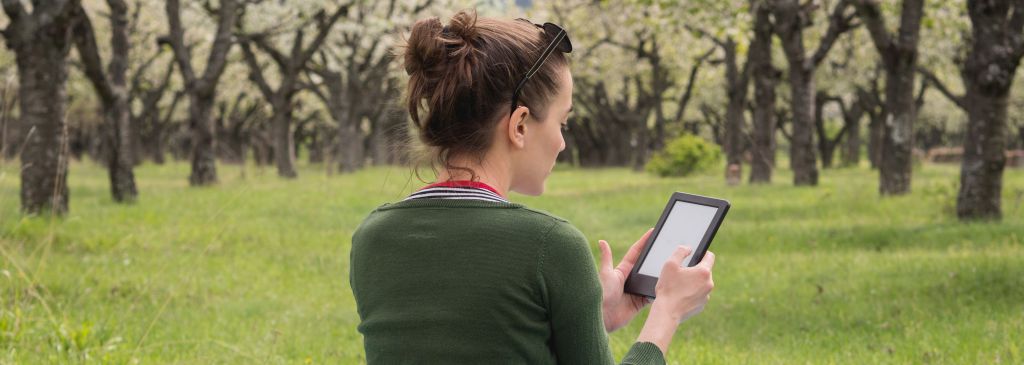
top-left (510, 20), bottom-right (573, 117)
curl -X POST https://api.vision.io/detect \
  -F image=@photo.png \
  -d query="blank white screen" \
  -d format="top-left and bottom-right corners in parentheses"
top-left (637, 201), bottom-right (719, 277)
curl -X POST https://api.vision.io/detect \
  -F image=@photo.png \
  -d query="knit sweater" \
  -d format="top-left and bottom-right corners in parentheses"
top-left (349, 187), bottom-right (665, 364)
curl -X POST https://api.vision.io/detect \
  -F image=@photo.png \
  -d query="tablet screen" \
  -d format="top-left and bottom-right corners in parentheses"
top-left (637, 201), bottom-right (719, 277)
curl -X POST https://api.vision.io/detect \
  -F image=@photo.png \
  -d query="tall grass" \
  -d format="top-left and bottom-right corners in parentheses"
top-left (1, 160), bottom-right (1021, 364)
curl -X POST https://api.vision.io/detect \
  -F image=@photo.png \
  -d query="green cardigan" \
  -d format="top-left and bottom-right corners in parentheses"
top-left (349, 198), bottom-right (665, 364)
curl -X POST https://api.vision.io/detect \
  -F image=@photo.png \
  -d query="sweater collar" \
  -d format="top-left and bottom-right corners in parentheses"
top-left (405, 180), bottom-right (510, 203)
top-left (420, 180), bottom-right (506, 198)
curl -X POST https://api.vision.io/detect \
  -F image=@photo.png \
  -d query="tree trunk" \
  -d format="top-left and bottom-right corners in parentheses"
top-left (957, 87), bottom-right (1008, 220)
top-left (106, 92), bottom-right (137, 201)
top-left (814, 93), bottom-right (832, 169)
top-left (3, 2), bottom-right (79, 215)
top-left (73, 0), bottom-right (138, 202)
top-left (188, 94), bottom-right (218, 185)
top-left (787, 69), bottom-right (818, 185)
top-left (0, 84), bottom-right (17, 160)
top-left (868, 113), bottom-right (884, 168)
top-left (814, 93), bottom-right (852, 170)
top-left (633, 124), bottom-right (650, 172)
top-left (842, 97), bottom-right (865, 167)
top-left (954, 0), bottom-right (1024, 220)
top-left (166, 0), bottom-right (240, 186)
top-left (16, 40), bottom-right (72, 214)
top-left (854, 0), bottom-right (925, 195)
top-left (749, 2), bottom-right (778, 184)
top-left (336, 124), bottom-right (364, 173)
top-left (878, 59), bottom-right (918, 195)
top-left (271, 99), bottom-right (297, 178)
top-left (774, 2), bottom-right (818, 186)
top-left (723, 38), bottom-right (749, 181)
top-left (774, 0), bottom-right (857, 185)
top-left (151, 123), bottom-right (166, 165)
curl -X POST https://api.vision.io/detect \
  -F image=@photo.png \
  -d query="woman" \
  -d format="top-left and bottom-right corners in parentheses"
top-left (349, 9), bottom-right (715, 364)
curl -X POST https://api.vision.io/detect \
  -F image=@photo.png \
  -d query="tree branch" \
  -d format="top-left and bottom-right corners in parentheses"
top-left (129, 47), bottom-right (167, 98)
top-left (199, 0), bottom-right (239, 87)
top-left (684, 24), bottom-right (729, 49)
top-left (673, 46), bottom-right (716, 123)
top-left (914, 73), bottom-right (928, 109)
top-left (412, 0), bottom-right (434, 14)
top-left (1009, 0), bottom-right (1024, 57)
top-left (106, 0), bottom-right (130, 87)
top-left (895, 0), bottom-right (925, 51)
top-left (853, 0), bottom-right (894, 56)
top-left (71, 4), bottom-right (115, 104)
top-left (243, 33), bottom-right (289, 70)
top-left (810, 0), bottom-right (859, 68)
top-left (916, 67), bottom-right (965, 109)
top-left (297, 5), bottom-right (348, 68)
top-left (164, 0), bottom-right (196, 84)
top-left (238, 41), bottom-right (275, 101)
top-left (1, 0), bottom-right (26, 24)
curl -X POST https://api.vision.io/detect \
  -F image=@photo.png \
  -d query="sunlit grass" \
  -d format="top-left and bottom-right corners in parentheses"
top-left (1, 159), bottom-right (1021, 363)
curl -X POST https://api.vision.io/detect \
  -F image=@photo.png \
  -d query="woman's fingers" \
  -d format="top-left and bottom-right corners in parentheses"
top-left (663, 245), bottom-right (693, 270)
top-left (695, 251), bottom-right (716, 270)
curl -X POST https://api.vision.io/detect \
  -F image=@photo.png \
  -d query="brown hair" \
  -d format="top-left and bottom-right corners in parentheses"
top-left (400, 9), bottom-right (568, 179)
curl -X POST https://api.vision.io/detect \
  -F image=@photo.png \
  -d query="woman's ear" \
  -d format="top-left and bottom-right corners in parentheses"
top-left (506, 106), bottom-right (530, 149)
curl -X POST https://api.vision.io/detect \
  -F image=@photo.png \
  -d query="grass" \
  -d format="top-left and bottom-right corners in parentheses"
top-left (1, 159), bottom-right (1022, 364)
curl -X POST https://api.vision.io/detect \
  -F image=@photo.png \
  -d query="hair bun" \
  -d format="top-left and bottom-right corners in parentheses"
top-left (446, 10), bottom-right (479, 42)
top-left (404, 17), bottom-right (445, 76)
top-left (403, 10), bottom-right (481, 76)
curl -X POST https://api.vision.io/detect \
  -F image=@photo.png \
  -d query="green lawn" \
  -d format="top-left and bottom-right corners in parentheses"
top-left (1, 160), bottom-right (1022, 364)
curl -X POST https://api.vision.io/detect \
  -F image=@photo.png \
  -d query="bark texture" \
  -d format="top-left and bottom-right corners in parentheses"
top-left (957, 0), bottom-right (1024, 220)
top-left (165, 0), bottom-right (240, 186)
top-left (854, 0), bottom-right (925, 195)
top-left (73, 0), bottom-right (138, 202)
top-left (2, 0), bottom-right (79, 214)
top-left (749, 1), bottom-right (780, 184)
top-left (238, 6), bottom-right (347, 178)
top-left (772, 0), bottom-right (857, 186)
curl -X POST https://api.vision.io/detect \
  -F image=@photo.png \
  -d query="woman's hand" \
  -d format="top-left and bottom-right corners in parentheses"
top-left (651, 246), bottom-right (716, 324)
top-left (635, 246), bottom-right (716, 356)
top-left (598, 228), bottom-right (654, 333)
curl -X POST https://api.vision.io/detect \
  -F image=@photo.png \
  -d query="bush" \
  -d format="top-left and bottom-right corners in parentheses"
top-left (645, 134), bottom-right (721, 177)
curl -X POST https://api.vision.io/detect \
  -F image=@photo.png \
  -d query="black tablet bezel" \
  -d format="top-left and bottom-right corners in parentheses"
top-left (624, 192), bottom-right (730, 299)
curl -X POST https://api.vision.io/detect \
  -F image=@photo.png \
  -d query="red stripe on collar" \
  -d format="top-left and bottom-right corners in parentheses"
top-left (421, 180), bottom-right (505, 197)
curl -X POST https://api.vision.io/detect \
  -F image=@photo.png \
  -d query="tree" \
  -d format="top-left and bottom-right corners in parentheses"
top-left (814, 91), bottom-right (852, 168)
top-left (557, 1), bottom-right (714, 169)
top-left (213, 92), bottom-right (263, 164)
top-left (307, 0), bottom-right (431, 173)
top-left (918, 0), bottom-right (1024, 220)
top-left (237, 5), bottom-right (347, 178)
top-left (772, 0), bottom-right (859, 186)
top-left (72, 0), bottom-right (138, 202)
top-left (130, 55), bottom-right (177, 165)
top-left (686, 26), bottom-right (750, 181)
top-left (748, 0), bottom-right (780, 183)
top-left (853, 0), bottom-right (926, 195)
top-left (1, 0), bottom-right (80, 214)
top-left (164, 0), bottom-right (240, 186)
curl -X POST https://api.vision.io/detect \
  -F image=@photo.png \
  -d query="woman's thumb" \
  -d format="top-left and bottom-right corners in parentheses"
top-left (599, 240), bottom-right (613, 271)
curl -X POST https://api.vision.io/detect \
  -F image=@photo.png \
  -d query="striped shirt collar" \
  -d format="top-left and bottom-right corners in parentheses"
top-left (404, 180), bottom-right (510, 203)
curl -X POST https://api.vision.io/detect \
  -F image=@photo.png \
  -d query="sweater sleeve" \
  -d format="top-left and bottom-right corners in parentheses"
top-left (539, 221), bottom-right (666, 365)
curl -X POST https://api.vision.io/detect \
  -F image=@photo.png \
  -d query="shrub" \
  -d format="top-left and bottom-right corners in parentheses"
top-left (645, 134), bottom-right (722, 177)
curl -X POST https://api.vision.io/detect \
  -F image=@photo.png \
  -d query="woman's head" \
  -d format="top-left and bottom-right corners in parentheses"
top-left (400, 9), bottom-right (573, 195)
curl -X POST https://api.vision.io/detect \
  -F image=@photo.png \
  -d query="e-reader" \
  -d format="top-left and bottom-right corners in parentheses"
top-left (624, 192), bottom-right (730, 299)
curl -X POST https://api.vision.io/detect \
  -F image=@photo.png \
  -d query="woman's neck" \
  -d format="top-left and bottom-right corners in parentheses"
top-left (435, 156), bottom-right (511, 198)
